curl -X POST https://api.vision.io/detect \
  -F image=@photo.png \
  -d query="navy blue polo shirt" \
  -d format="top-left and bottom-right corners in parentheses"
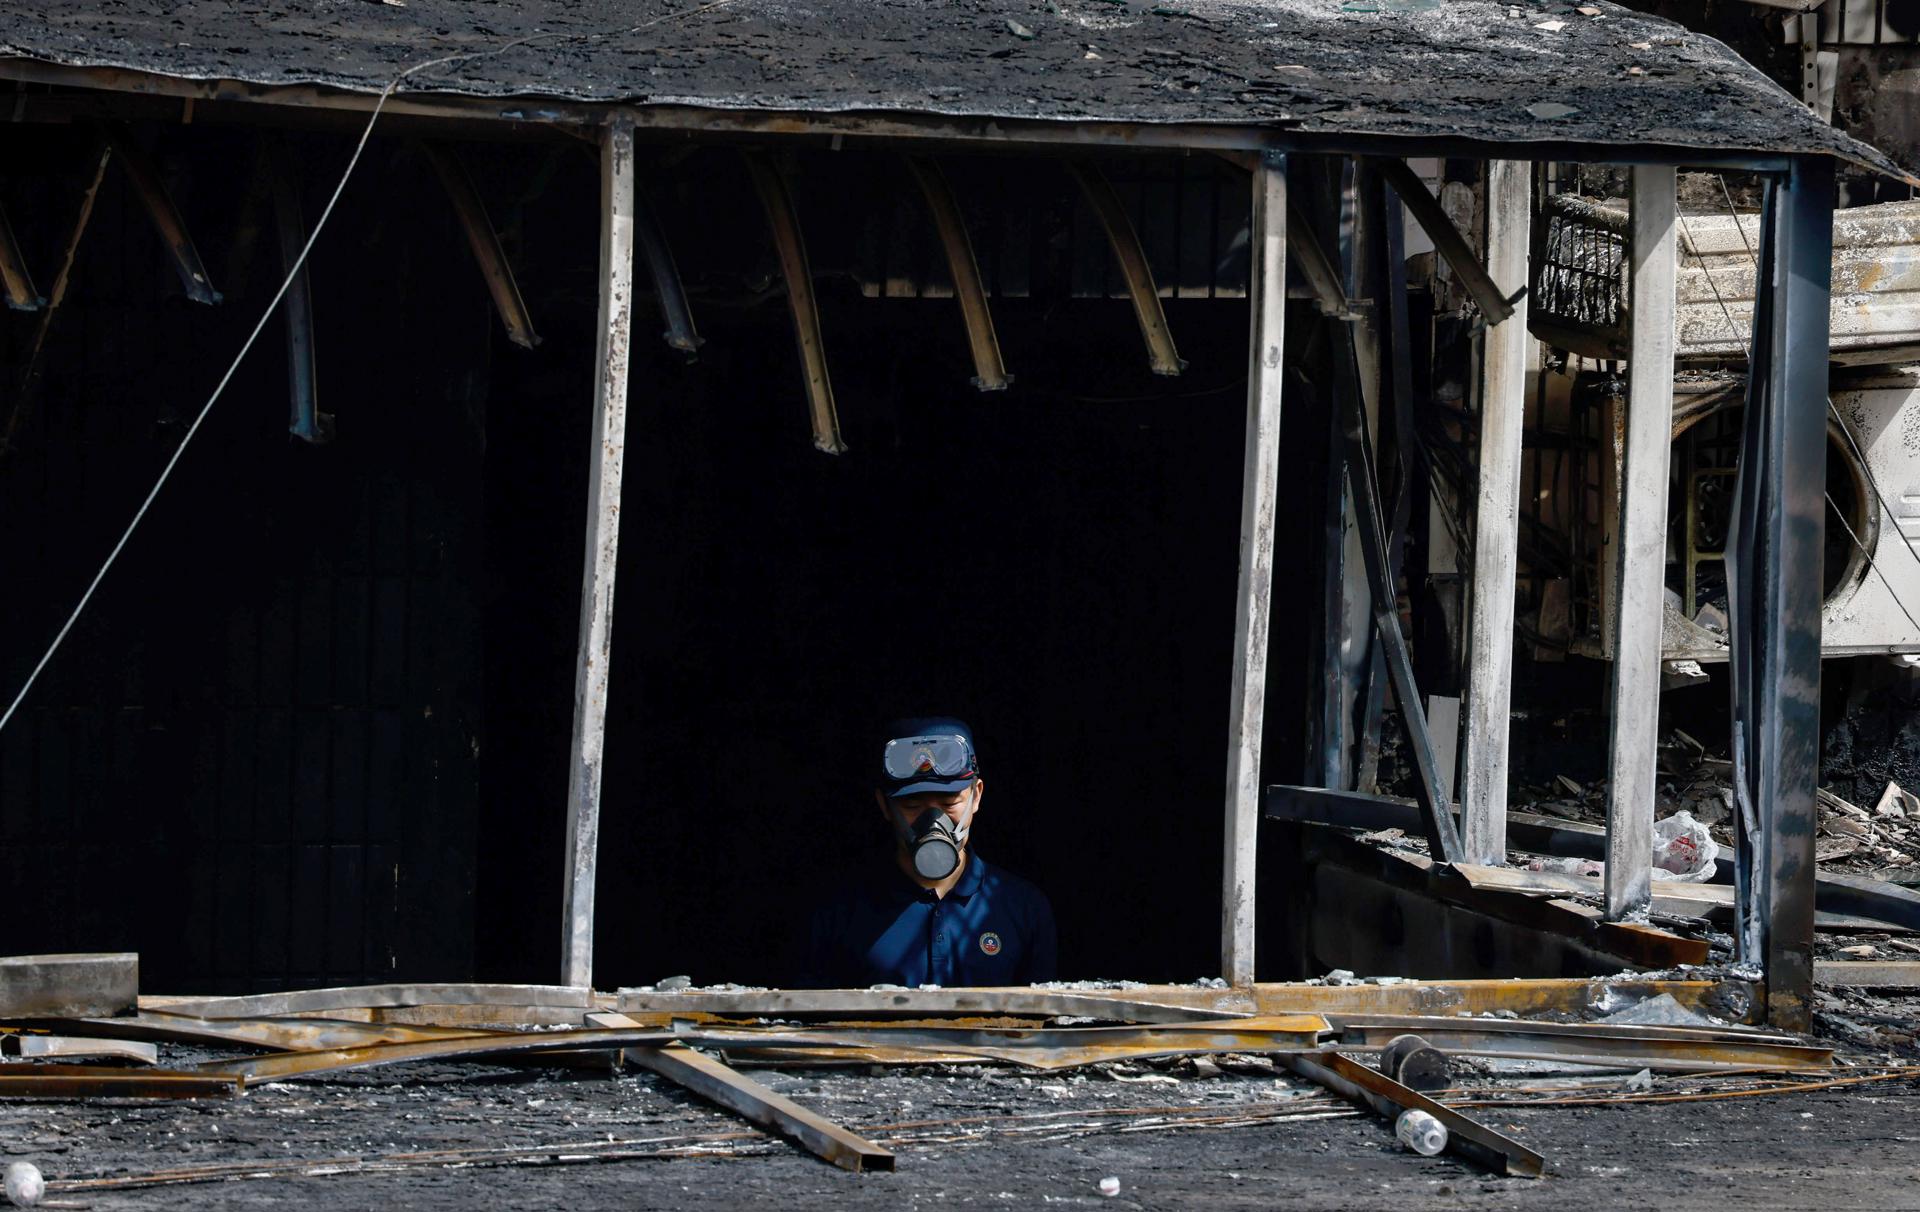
top-left (806, 853), bottom-right (1057, 988)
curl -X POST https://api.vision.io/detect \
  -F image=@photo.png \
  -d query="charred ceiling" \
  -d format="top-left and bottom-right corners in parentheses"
top-left (0, 0), bottom-right (1904, 176)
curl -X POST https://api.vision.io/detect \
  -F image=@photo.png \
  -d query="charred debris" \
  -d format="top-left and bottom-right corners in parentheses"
top-left (1, 0), bottom-right (1920, 1193)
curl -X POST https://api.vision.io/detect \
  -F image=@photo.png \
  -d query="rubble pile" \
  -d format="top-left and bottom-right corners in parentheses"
top-left (1519, 729), bottom-right (1920, 882)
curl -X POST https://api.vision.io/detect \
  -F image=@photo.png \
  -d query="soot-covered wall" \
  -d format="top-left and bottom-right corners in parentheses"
top-left (0, 123), bottom-right (490, 992)
top-left (0, 124), bottom-right (1323, 992)
top-left (474, 147), bottom-right (1321, 987)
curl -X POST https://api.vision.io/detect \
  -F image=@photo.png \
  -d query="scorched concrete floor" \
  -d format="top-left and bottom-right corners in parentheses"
top-left (2, 1052), bottom-right (1918, 1210)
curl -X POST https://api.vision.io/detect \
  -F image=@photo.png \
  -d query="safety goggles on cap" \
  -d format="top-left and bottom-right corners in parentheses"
top-left (882, 734), bottom-right (977, 783)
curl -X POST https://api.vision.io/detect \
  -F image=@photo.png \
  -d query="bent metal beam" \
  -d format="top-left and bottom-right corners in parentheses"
top-left (904, 155), bottom-right (1011, 392)
top-left (744, 150), bottom-right (847, 454)
top-left (1066, 160), bottom-right (1185, 376)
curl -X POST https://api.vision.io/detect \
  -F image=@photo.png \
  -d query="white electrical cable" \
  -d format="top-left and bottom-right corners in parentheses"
top-left (0, 1), bottom-right (737, 736)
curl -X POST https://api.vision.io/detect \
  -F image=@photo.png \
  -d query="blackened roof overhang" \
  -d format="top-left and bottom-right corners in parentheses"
top-left (0, 0), bottom-right (1907, 179)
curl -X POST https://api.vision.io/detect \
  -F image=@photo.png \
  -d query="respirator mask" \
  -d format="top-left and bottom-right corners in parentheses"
top-left (882, 733), bottom-right (978, 881)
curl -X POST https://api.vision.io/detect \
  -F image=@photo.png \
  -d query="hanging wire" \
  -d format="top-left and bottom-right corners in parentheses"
top-left (0, 1), bottom-right (741, 736)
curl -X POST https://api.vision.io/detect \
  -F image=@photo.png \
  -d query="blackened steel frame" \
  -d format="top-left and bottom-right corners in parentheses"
top-left (1731, 157), bottom-right (1831, 1030)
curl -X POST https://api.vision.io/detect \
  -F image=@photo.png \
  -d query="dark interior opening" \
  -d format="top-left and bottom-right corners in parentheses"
top-left (0, 123), bottom-right (1326, 992)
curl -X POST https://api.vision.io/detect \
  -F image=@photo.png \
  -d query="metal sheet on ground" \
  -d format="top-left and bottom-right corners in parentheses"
top-left (0, 954), bottom-right (138, 1019)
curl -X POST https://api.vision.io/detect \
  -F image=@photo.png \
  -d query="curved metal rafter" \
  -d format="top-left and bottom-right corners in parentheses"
top-left (743, 150), bottom-right (846, 455)
top-left (1065, 160), bottom-right (1184, 377)
top-left (904, 155), bottom-right (1009, 392)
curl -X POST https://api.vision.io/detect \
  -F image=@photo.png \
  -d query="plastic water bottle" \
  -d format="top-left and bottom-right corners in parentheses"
top-left (4, 1163), bottom-right (45, 1208)
top-left (1395, 1109), bottom-right (1448, 1157)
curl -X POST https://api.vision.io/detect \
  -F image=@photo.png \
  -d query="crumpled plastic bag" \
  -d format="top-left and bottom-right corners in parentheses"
top-left (1652, 809), bottom-right (1719, 882)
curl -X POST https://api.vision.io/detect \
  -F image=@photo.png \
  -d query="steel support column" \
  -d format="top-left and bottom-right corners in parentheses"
top-left (1459, 160), bottom-right (1531, 865)
top-left (1223, 151), bottom-right (1287, 986)
top-left (1732, 157), bottom-right (1831, 1030)
top-left (1603, 165), bottom-right (1677, 920)
top-left (560, 115), bottom-right (637, 990)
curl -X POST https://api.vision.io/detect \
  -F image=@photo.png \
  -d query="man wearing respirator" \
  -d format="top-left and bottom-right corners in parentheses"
top-left (805, 717), bottom-right (1057, 987)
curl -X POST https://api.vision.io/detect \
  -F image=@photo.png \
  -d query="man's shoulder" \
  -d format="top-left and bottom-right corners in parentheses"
top-left (973, 855), bottom-right (1053, 913)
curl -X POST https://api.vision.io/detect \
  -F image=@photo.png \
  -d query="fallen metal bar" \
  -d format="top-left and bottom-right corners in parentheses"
top-left (1066, 160), bottom-right (1184, 376)
top-left (1332, 1019), bottom-right (1831, 1072)
top-left (187, 1023), bottom-right (1115, 1086)
top-left (56, 1010), bottom-right (497, 1051)
top-left (0, 199), bottom-right (44, 310)
top-left (1, 1035), bottom-right (158, 1065)
top-left (1282, 1049), bottom-right (1544, 1177)
top-left (675, 1014), bottom-right (1330, 1071)
top-left (633, 182), bottom-right (702, 354)
top-left (905, 156), bottom-right (1010, 391)
top-left (1249, 978), bottom-right (1757, 1021)
top-left (0, 1067), bottom-right (241, 1100)
top-left (627, 1040), bottom-right (895, 1172)
top-left (193, 1026), bottom-right (678, 1084)
top-left (1814, 960), bottom-right (1920, 988)
top-left (269, 138), bottom-right (328, 444)
top-left (1447, 861), bottom-right (1734, 911)
top-left (744, 150), bottom-right (846, 453)
top-left (1333, 320), bottom-right (1462, 861)
top-left (141, 984), bottom-right (593, 1019)
top-left (422, 142), bottom-right (541, 349)
top-left (1328, 1013), bottom-right (1805, 1047)
top-left (612, 979), bottom-right (1766, 1024)
top-left (104, 125), bottom-right (221, 304)
top-left (1813, 875), bottom-right (1920, 932)
top-left (1306, 826), bottom-right (1708, 970)
top-left (1267, 786), bottom-right (1920, 931)
top-left (614, 988), bottom-right (1246, 1023)
top-left (0, 953), bottom-right (138, 1019)
top-left (1366, 156), bottom-right (1512, 325)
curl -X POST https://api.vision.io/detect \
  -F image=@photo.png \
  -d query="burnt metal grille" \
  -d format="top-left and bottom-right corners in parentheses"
top-left (1529, 193), bottom-right (1630, 360)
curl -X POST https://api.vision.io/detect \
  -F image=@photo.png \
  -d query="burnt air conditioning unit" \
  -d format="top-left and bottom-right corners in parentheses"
top-left (1618, 366), bottom-right (1920, 665)
top-left (1532, 195), bottom-right (1920, 665)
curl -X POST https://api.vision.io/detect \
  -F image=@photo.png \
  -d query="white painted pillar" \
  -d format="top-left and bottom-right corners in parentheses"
top-left (561, 115), bottom-right (637, 990)
top-left (1604, 165), bottom-right (1678, 921)
top-left (1223, 151), bottom-right (1287, 987)
top-left (1459, 160), bottom-right (1531, 866)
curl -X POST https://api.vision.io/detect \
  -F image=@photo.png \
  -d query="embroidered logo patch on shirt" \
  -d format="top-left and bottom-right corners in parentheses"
top-left (978, 931), bottom-right (1002, 956)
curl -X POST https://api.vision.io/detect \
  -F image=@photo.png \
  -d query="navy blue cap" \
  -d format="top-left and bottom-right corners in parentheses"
top-left (880, 716), bottom-right (980, 798)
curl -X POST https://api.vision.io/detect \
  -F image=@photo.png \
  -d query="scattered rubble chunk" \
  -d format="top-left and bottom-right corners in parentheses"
top-left (1873, 782), bottom-right (1917, 821)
